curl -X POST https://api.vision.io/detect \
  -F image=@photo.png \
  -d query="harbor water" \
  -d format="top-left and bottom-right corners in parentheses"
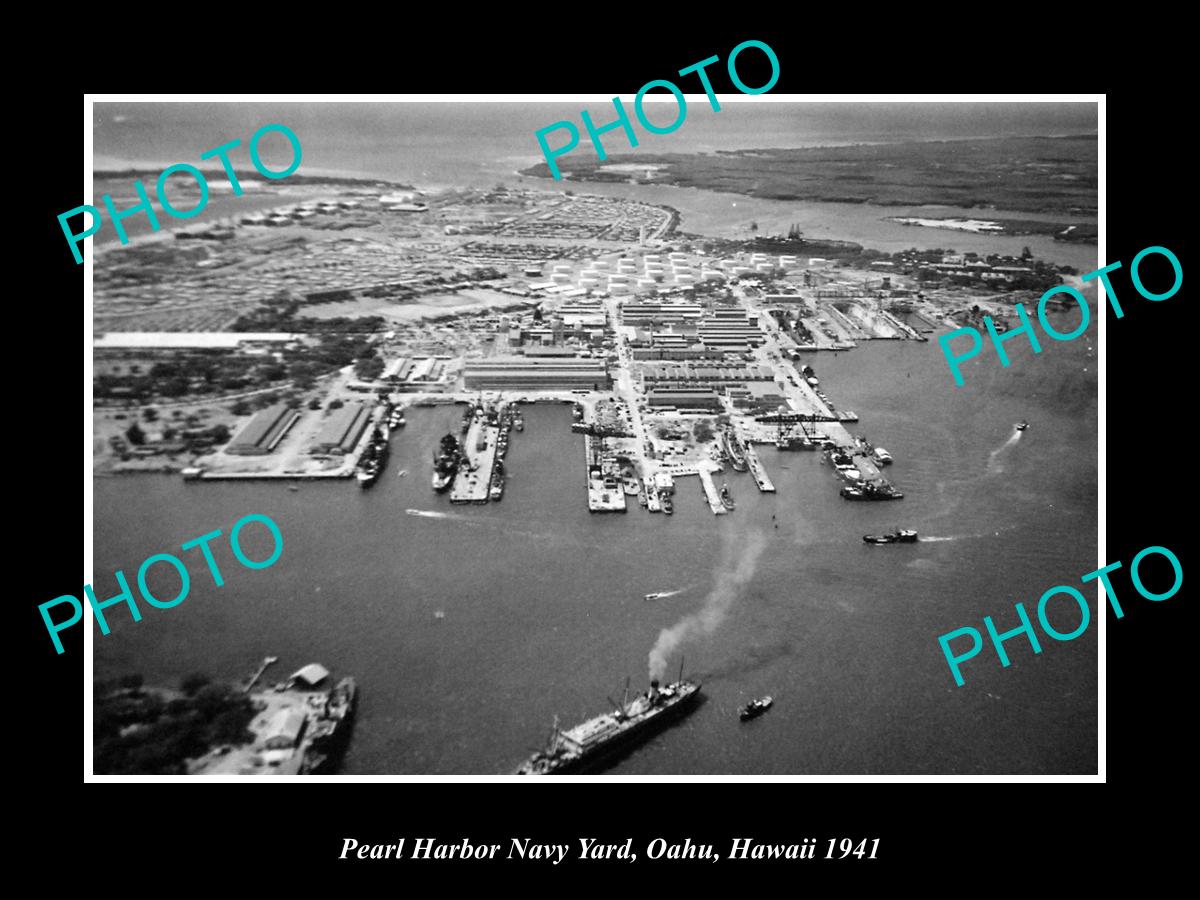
top-left (94, 321), bottom-right (1097, 774)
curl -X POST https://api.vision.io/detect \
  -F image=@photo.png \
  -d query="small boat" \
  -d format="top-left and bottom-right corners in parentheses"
top-left (288, 485), bottom-right (300, 492)
top-left (1016, 421), bottom-right (1029, 431)
top-left (397, 470), bottom-right (407, 478)
top-left (720, 483), bottom-right (735, 511)
top-left (645, 591), bottom-right (669, 601)
top-left (740, 696), bottom-right (774, 721)
top-left (661, 493), bottom-right (674, 515)
top-left (863, 529), bottom-right (919, 544)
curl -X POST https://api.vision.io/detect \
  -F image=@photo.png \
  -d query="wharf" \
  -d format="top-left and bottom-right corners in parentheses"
top-left (645, 478), bottom-right (661, 512)
top-left (743, 443), bottom-right (776, 493)
top-left (198, 469), bottom-right (353, 481)
top-left (585, 434), bottom-right (626, 513)
top-left (697, 462), bottom-right (729, 515)
top-left (451, 415), bottom-right (499, 503)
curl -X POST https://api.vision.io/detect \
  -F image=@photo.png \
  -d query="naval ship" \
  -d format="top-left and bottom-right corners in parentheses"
top-left (516, 672), bottom-right (701, 775)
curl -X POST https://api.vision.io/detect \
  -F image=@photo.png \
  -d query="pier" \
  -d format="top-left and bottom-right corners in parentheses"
top-left (585, 434), bottom-right (626, 512)
top-left (242, 656), bottom-right (278, 694)
top-left (451, 413), bottom-right (499, 504)
top-left (697, 462), bottom-right (729, 515)
top-left (743, 443), bottom-right (776, 493)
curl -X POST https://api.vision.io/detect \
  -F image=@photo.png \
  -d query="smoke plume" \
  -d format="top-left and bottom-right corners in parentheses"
top-left (648, 531), bottom-right (767, 682)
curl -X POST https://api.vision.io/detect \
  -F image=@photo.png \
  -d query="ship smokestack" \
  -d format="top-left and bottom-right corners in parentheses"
top-left (649, 680), bottom-right (660, 702)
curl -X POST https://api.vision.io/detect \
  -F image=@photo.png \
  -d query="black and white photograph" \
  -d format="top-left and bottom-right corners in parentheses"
top-left (75, 93), bottom-right (1109, 779)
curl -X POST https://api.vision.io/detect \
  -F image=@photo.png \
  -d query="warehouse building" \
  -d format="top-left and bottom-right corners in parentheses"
top-left (310, 402), bottom-right (370, 455)
top-left (226, 404), bottom-right (300, 456)
top-left (463, 357), bottom-right (610, 391)
top-left (645, 387), bottom-right (723, 412)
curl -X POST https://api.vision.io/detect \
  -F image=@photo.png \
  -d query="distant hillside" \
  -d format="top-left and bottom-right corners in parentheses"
top-left (521, 135), bottom-right (1097, 215)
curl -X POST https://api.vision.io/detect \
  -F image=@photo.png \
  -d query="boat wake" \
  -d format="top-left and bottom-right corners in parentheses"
top-left (648, 587), bottom-right (689, 600)
top-left (987, 430), bottom-right (1022, 474)
top-left (917, 535), bottom-right (955, 542)
top-left (405, 508), bottom-right (456, 520)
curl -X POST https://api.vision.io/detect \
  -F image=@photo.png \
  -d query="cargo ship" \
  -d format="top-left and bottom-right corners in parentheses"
top-left (299, 676), bottom-right (357, 774)
top-left (432, 434), bottom-right (463, 492)
top-left (516, 674), bottom-right (701, 775)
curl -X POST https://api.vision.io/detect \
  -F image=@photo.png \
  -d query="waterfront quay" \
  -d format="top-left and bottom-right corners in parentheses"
top-left (584, 433), bottom-right (627, 513)
top-left (451, 412), bottom-right (501, 504)
top-left (743, 443), bottom-right (776, 493)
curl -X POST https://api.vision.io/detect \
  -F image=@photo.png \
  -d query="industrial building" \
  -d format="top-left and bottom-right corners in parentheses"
top-left (645, 387), bottom-right (723, 411)
top-left (226, 404), bottom-right (300, 455)
top-left (697, 308), bottom-right (764, 350)
top-left (639, 363), bottom-right (775, 385)
top-left (310, 402), bottom-right (371, 455)
top-left (463, 357), bottom-right (610, 391)
top-left (620, 302), bottom-right (703, 326)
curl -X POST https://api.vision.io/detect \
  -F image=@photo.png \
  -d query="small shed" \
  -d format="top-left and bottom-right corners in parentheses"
top-left (290, 663), bottom-right (330, 687)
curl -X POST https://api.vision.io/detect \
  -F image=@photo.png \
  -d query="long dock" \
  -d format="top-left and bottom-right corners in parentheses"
top-left (697, 462), bottom-right (728, 515)
top-left (584, 434), bottom-right (626, 512)
top-left (242, 656), bottom-right (277, 694)
top-left (743, 443), bottom-right (776, 493)
top-left (451, 415), bottom-right (499, 504)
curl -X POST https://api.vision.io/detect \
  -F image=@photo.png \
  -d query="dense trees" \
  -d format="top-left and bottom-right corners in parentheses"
top-left (94, 675), bottom-right (257, 775)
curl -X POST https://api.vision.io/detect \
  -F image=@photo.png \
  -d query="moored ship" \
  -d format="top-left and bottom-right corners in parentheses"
top-left (299, 676), bottom-right (357, 774)
top-left (432, 434), bottom-right (463, 492)
top-left (842, 482), bottom-right (904, 501)
top-left (516, 675), bottom-right (701, 775)
top-left (722, 432), bottom-right (748, 472)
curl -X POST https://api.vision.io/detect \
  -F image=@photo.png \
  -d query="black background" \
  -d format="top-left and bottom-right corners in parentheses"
top-left (22, 23), bottom-right (1187, 888)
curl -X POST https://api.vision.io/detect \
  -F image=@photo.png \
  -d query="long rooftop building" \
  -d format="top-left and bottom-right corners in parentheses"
top-left (463, 357), bottom-right (610, 391)
top-left (226, 404), bottom-right (300, 455)
top-left (310, 402), bottom-right (370, 455)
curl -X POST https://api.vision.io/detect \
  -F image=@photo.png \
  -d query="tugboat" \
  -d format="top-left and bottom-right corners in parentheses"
top-left (739, 696), bottom-right (774, 721)
top-left (1016, 421), bottom-right (1029, 431)
top-left (863, 529), bottom-right (919, 544)
top-left (432, 434), bottom-right (462, 492)
top-left (660, 492), bottom-right (674, 515)
top-left (516, 668), bottom-right (701, 775)
top-left (720, 483), bottom-right (736, 511)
